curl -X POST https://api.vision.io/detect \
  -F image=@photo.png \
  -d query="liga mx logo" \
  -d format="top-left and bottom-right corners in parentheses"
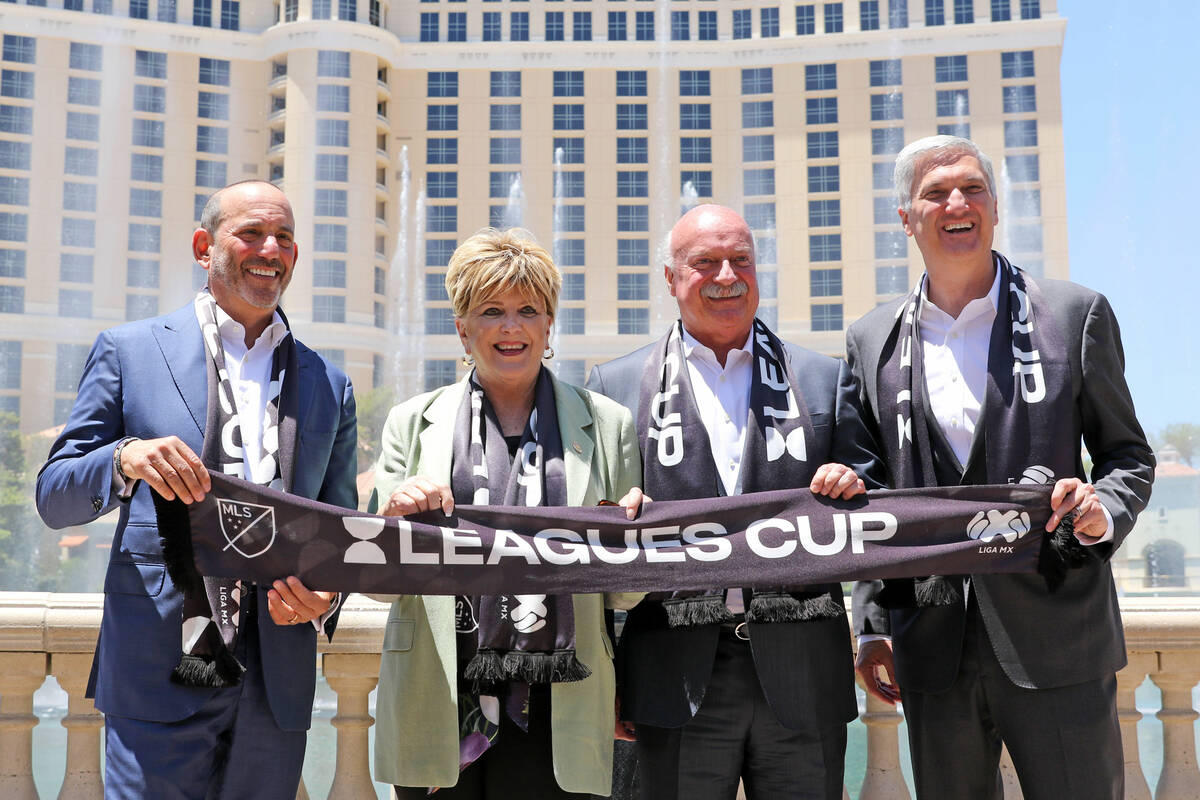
top-left (966, 510), bottom-right (1031, 544)
top-left (218, 499), bottom-right (277, 558)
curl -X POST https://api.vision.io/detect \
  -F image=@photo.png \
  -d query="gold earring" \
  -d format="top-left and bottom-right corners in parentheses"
top-left (462, 354), bottom-right (475, 367)
top-left (542, 346), bottom-right (554, 360)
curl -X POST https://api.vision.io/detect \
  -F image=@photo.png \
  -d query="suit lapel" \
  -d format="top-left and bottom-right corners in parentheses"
top-left (553, 378), bottom-right (594, 507)
top-left (152, 305), bottom-right (207, 438)
top-left (417, 380), bottom-right (465, 485)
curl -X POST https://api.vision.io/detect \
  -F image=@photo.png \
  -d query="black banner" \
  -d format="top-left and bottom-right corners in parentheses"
top-left (177, 472), bottom-right (1056, 595)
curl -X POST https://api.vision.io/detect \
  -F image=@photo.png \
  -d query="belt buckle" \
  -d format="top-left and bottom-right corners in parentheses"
top-left (734, 621), bottom-right (750, 641)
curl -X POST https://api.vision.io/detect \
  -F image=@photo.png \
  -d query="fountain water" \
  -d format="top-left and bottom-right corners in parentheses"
top-left (503, 174), bottom-right (524, 229)
top-left (388, 146), bottom-right (425, 402)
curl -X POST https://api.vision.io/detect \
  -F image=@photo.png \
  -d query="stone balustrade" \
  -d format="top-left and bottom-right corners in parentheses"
top-left (2, 593), bottom-right (1199, 799)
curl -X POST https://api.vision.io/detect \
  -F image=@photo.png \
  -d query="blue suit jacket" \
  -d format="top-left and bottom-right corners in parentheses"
top-left (36, 303), bottom-right (358, 730)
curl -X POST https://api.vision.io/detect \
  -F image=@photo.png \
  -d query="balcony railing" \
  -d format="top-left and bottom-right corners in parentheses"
top-left (2, 593), bottom-right (1199, 800)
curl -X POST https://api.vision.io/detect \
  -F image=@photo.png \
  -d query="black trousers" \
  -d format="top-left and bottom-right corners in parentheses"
top-left (901, 602), bottom-right (1123, 800)
top-left (633, 628), bottom-right (847, 800)
top-left (393, 686), bottom-right (592, 800)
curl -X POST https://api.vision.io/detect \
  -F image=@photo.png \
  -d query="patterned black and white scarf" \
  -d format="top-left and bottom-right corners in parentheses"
top-left (875, 252), bottom-right (1085, 605)
top-left (160, 290), bottom-right (298, 687)
top-left (637, 319), bottom-right (844, 627)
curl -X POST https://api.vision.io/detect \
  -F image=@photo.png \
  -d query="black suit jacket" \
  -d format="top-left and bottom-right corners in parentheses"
top-left (847, 276), bottom-right (1155, 693)
top-left (587, 335), bottom-right (882, 734)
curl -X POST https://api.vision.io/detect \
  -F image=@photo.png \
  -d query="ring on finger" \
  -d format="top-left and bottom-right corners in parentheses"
top-left (287, 613), bottom-right (299, 624)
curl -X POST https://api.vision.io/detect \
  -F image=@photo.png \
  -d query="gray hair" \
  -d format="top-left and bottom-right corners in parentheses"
top-left (893, 135), bottom-right (996, 213)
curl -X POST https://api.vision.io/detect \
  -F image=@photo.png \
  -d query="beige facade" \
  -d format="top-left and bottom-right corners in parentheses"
top-left (0, 0), bottom-right (1066, 432)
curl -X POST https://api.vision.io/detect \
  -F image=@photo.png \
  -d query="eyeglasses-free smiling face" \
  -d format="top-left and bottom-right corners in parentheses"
top-left (456, 287), bottom-right (552, 391)
top-left (900, 153), bottom-right (999, 269)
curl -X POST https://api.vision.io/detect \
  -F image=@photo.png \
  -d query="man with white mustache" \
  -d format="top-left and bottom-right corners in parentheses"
top-left (587, 204), bottom-right (881, 800)
top-left (847, 136), bottom-right (1154, 800)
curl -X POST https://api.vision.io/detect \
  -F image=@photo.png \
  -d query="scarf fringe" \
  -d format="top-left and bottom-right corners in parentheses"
top-left (464, 649), bottom-right (592, 686)
top-left (663, 596), bottom-right (735, 628)
top-left (746, 592), bottom-right (845, 623)
top-left (1038, 514), bottom-right (1091, 592)
top-left (169, 649), bottom-right (245, 688)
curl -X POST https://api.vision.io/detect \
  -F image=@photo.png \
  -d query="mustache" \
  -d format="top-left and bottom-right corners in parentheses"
top-left (701, 281), bottom-right (749, 299)
top-left (244, 257), bottom-right (285, 271)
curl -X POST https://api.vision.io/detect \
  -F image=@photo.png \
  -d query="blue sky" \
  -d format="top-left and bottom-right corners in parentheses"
top-left (1058, 0), bottom-right (1199, 437)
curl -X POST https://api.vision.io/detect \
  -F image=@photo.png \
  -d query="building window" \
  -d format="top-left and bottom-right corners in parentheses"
top-left (991, 0), bottom-right (1011, 21)
top-left (553, 104), bottom-right (584, 130)
top-left (1, 70), bottom-right (33, 99)
top-left (0, 177), bottom-right (28, 206)
top-left (490, 71), bottom-right (520, 97)
top-left (316, 119), bottom-right (349, 147)
top-left (618, 308), bottom-right (649, 335)
top-left (554, 171), bottom-right (585, 198)
top-left (810, 234), bottom-right (841, 262)
top-left (316, 153), bottom-right (349, 181)
top-left (558, 308), bottom-right (584, 335)
top-left (312, 295), bottom-right (345, 323)
top-left (66, 111), bottom-right (100, 141)
top-left (617, 138), bottom-right (648, 164)
top-left (875, 230), bottom-right (907, 259)
top-left (424, 360), bottom-right (457, 391)
top-left (317, 85), bottom-right (349, 113)
top-left (318, 51), bottom-right (352, 79)
top-left (874, 196), bottom-right (899, 223)
top-left (60, 253), bottom-right (93, 282)
top-left (680, 137), bottom-right (711, 163)
top-left (447, 12), bottom-right (466, 41)
top-left (129, 188), bottom-right (162, 217)
top-left (134, 50), bottom-right (167, 79)
top-left (195, 159), bottom-right (227, 188)
top-left (809, 199), bottom-right (840, 227)
top-left (924, 0), bottom-right (944, 25)
top-left (889, 0), bottom-right (909, 26)
top-left (511, 11), bottom-right (530, 41)
top-left (490, 104), bottom-right (521, 131)
top-left (193, 126), bottom-right (227, 154)
top-left (554, 239), bottom-right (585, 267)
top-left (483, 11), bottom-right (502, 41)
top-left (488, 171), bottom-right (519, 199)
top-left (872, 127), bottom-right (904, 155)
top-left (314, 187), bottom-right (349, 215)
top-left (554, 205), bottom-right (585, 232)
top-left (198, 58), bottom-right (230, 86)
top-left (554, 70), bottom-right (584, 97)
top-left (953, 0), bottom-right (973, 22)
top-left (158, 0), bottom-right (177, 21)
top-left (419, 12), bottom-right (438, 41)
top-left (427, 206), bottom-right (458, 234)
top-left (824, 3), bottom-right (843, 32)
top-left (193, 0), bottom-right (212, 24)
top-left (490, 138), bottom-right (521, 164)
top-left (134, 84), bottom-right (165, 113)
top-left (861, 0), bottom-right (880, 30)
top-left (426, 240), bottom-right (457, 267)
top-left (617, 171), bottom-right (648, 197)
top-left (0, 212), bottom-right (28, 241)
top-left (680, 171), bottom-right (712, 197)
top-left (617, 204), bottom-right (649, 232)
top-left (617, 272), bottom-right (649, 301)
top-left (796, 4), bottom-right (816, 34)
top-left (808, 165), bottom-right (840, 192)
top-left (68, 77), bottom-right (101, 106)
top-left (807, 130), bottom-right (839, 158)
top-left (743, 101), bottom-right (774, 128)
top-left (743, 134), bottom-right (774, 162)
top-left (0, 105), bottom-right (31, 134)
top-left (338, 0), bottom-right (355, 21)
top-left (427, 139), bottom-right (457, 164)
top-left (872, 162), bottom-right (894, 189)
top-left (0, 286), bottom-right (23, 313)
top-left (127, 258), bottom-right (158, 288)
top-left (427, 105), bottom-right (458, 131)
top-left (1002, 85), bottom-right (1036, 113)
top-left (671, 10), bottom-right (689, 41)
top-left (812, 303), bottom-right (843, 331)
top-left (871, 93), bottom-right (904, 120)
top-left (617, 71), bottom-right (647, 97)
top-left (679, 70), bottom-right (710, 97)
top-left (742, 68), bottom-right (773, 95)
top-left (937, 89), bottom-right (969, 116)
top-left (806, 97), bottom-right (837, 125)
top-left (617, 104), bottom-right (648, 130)
top-left (1005, 154), bottom-right (1039, 182)
top-left (635, 10), bottom-right (654, 40)
top-left (744, 168), bottom-right (775, 196)
top-left (313, 223), bottom-right (348, 252)
top-left (617, 239), bottom-right (649, 267)
top-left (65, 147), bottom-right (99, 177)
top-left (732, 8), bottom-right (751, 38)
top-left (197, 91), bottom-right (230, 120)
top-left (573, 11), bottom-right (592, 41)
top-left (553, 137), bottom-right (584, 164)
top-left (743, 202), bottom-right (775, 231)
top-left (130, 152), bottom-right (163, 182)
top-left (1004, 119), bottom-right (1038, 147)
top-left (560, 273), bottom-right (585, 302)
top-left (680, 104), bottom-right (711, 130)
top-left (2, 36), bottom-right (35, 64)
top-left (128, 223), bottom-right (160, 253)
top-left (936, 54), bottom-right (968, 82)
top-left (698, 10), bottom-right (717, 39)
top-left (69, 42), bottom-right (103, 71)
top-left (1020, 0), bottom-right (1038, 19)
top-left (125, 295), bottom-right (156, 321)
top-left (313, 259), bottom-right (347, 288)
top-left (608, 11), bottom-right (627, 40)
top-left (876, 265), bottom-right (909, 294)
top-left (761, 7), bottom-right (780, 36)
top-left (545, 11), bottom-right (565, 41)
top-left (220, 0), bottom-right (239, 30)
top-left (810, 268), bottom-right (843, 297)
top-left (59, 289), bottom-right (92, 318)
top-left (937, 122), bottom-right (971, 138)
top-left (805, 63), bottom-right (837, 91)
top-left (1001, 50), bottom-right (1035, 78)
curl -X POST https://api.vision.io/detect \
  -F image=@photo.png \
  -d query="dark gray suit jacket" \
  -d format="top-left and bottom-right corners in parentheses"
top-left (847, 276), bottom-right (1154, 693)
top-left (587, 335), bottom-right (882, 734)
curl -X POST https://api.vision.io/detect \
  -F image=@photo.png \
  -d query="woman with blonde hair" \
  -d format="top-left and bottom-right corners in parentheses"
top-left (372, 227), bottom-right (644, 798)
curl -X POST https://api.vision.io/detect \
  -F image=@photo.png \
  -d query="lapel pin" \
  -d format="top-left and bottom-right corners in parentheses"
top-left (572, 441), bottom-right (582, 453)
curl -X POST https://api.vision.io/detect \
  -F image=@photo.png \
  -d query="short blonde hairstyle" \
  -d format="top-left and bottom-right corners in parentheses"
top-left (445, 228), bottom-right (561, 320)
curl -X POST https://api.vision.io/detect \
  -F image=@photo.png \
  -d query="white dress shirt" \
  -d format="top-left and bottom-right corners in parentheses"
top-left (680, 326), bottom-right (755, 497)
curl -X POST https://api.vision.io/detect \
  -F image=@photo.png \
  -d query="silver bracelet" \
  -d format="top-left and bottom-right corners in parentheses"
top-left (113, 437), bottom-right (139, 482)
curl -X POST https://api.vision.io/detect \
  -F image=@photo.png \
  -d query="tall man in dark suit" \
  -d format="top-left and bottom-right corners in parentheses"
top-left (37, 180), bottom-right (358, 799)
top-left (848, 136), bottom-right (1154, 800)
top-left (587, 204), bottom-right (880, 800)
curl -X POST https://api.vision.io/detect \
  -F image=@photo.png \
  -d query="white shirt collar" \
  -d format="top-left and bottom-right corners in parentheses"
top-left (679, 325), bottom-right (754, 370)
top-left (918, 258), bottom-right (1001, 332)
top-left (204, 295), bottom-right (288, 358)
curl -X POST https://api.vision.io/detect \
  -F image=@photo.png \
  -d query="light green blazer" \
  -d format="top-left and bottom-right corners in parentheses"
top-left (371, 374), bottom-right (643, 793)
